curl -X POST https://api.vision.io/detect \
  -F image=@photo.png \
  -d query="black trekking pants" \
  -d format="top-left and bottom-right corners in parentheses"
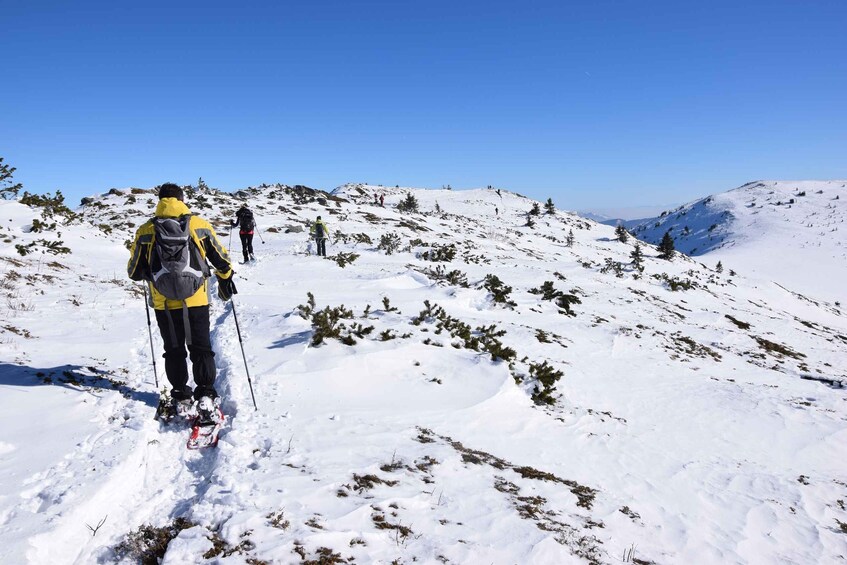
top-left (155, 305), bottom-right (217, 400)
top-left (239, 232), bottom-right (254, 262)
top-left (315, 237), bottom-right (327, 257)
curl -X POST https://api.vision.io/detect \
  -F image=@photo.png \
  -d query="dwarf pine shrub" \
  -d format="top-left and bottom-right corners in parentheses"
top-left (556, 293), bottom-right (581, 315)
top-left (482, 274), bottom-right (516, 308)
top-left (328, 252), bottom-right (359, 268)
top-left (654, 273), bottom-right (695, 291)
top-left (382, 296), bottom-right (399, 312)
top-left (311, 304), bottom-right (370, 346)
top-left (378, 232), bottom-right (402, 255)
top-left (425, 264), bottom-right (469, 287)
top-left (16, 239), bottom-right (71, 256)
top-left (413, 301), bottom-right (516, 363)
top-left (528, 361), bottom-right (564, 405)
top-left (600, 258), bottom-right (624, 278)
top-left (529, 281), bottom-right (562, 301)
top-left (421, 243), bottom-right (457, 262)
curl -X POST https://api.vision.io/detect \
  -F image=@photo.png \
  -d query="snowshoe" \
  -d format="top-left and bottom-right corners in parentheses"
top-left (187, 396), bottom-right (224, 449)
top-left (154, 389), bottom-right (174, 422)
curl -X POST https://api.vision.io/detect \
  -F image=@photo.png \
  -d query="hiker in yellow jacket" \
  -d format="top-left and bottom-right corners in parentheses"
top-left (127, 183), bottom-right (234, 417)
top-left (310, 215), bottom-right (331, 257)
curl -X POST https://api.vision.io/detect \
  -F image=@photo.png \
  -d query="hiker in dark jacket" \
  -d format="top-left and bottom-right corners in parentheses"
top-left (310, 215), bottom-right (330, 257)
top-left (127, 183), bottom-right (234, 419)
top-left (231, 205), bottom-right (256, 263)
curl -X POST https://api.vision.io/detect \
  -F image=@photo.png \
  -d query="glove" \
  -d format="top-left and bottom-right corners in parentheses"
top-left (217, 275), bottom-right (237, 301)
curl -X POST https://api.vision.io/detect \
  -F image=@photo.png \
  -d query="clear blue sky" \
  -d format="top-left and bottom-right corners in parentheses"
top-left (3, 0), bottom-right (846, 209)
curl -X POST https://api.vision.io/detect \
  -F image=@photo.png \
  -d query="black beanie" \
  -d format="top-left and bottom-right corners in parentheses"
top-left (158, 183), bottom-right (184, 201)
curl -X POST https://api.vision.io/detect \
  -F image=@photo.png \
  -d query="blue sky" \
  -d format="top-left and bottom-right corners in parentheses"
top-left (3, 0), bottom-right (846, 209)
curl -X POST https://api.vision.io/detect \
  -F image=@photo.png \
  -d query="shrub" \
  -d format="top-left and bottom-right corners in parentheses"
top-left (377, 232), bottom-right (402, 255)
top-left (297, 292), bottom-right (317, 319)
top-left (425, 264), bottom-right (469, 287)
top-left (482, 274), bottom-right (516, 308)
top-left (327, 252), bottom-right (359, 268)
top-left (0, 157), bottom-right (23, 200)
top-left (421, 243), bottom-right (457, 262)
top-left (19, 190), bottom-right (77, 221)
top-left (114, 518), bottom-right (196, 564)
top-left (382, 296), bottom-right (399, 312)
top-left (310, 304), bottom-right (371, 346)
top-left (529, 361), bottom-right (564, 405)
top-left (528, 281), bottom-right (561, 301)
top-left (556, 293), bottom-right (581, 315)
top-left (600, 258), bottom-right (624, 278)
top-left (412, 301), bottom-right (515, 363)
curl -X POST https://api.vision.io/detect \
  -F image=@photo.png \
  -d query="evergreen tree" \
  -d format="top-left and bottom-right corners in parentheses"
top-left (615, 224), bottom-right (629, 243)
top-left (434, 201), bottom-right (442, 215)
top-left (197, 177), bottom-right (208, 191)
top-left (715, 261), bottom-right (723, 273)
top-left (529, 202), bottom-right (541, 216)
top-left (544, 198), bottom-right (555, 214)
top-left (397, 193), bottom-right (419, 213)
top-left (630, 243), bottom-right (644, 271)
top-left (525, 214), bottom-right (535, 228)
top-left (565, 229), bottom-right (574, 247)
top-left (0, 157), bottom-right (23, 200)
top-left (658, 230), bottom-right (675, 260)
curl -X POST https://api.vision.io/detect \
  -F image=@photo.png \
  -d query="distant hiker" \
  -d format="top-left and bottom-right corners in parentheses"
top-left (496, 189), bottom-right (502, 197)
top-left (127, 182), bottom-right (235, 422)
top-left (310, 215), bottom-right (330, 257)
top-left (231, 204), bottom-right (256, 263)
top-left (495, 206), bottom-right (499, 216)
top-left (379, 194), bottom-right (384, 207)
top-left (374, 193), bottom-right (379, 206)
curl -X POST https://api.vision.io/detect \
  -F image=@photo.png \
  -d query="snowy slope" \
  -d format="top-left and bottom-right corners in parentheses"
top-left (628, 180), bottom-right (847, 304)
top-left (1, 183), bottom-right (846, 564)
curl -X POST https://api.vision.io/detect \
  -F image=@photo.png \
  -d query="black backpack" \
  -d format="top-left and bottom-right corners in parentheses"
top-left (149, 214), bottom-right (210, 300)
top-left (239, 209), bottom-right (255, 231)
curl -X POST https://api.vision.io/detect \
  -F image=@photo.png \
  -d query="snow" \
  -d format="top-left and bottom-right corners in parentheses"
top-left (0, 183), bottom-right (845, 564)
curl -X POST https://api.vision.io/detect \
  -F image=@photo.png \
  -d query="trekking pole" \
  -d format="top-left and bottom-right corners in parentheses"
top-left (228, 225), bottom-right (233, 250)
top-left (230, 298), bottom-right (258, 410)
top-left (142, 284), bottom-right (159, 388)
top-left (255, 226), bottom-right (265, 244)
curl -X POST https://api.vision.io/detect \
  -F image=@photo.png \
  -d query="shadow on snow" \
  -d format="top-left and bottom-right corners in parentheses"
top-left (0, 362), bottom-right (158, 407)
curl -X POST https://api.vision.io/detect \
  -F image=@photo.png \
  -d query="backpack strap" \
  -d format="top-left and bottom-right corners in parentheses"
top-left (182, 300), bottom-right (192, 347)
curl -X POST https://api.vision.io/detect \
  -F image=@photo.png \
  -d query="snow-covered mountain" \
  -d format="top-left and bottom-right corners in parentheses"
top-left (1, 183), bottom-right (845, 564)
top-left (627, 180), bottom-right (847, 304)
top-left (577, 205), bottom-right (677, 225)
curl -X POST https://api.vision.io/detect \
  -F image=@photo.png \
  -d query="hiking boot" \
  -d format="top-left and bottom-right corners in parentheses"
top-left (249, 253), bottom-right (256, 261)
top-left (196, 396), bottom-right (223, 424)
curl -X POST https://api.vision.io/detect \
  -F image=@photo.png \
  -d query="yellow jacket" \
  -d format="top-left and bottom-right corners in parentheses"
top-left (310, 219), bottom-right (330, 239)
top-left (127, 198), bottom-right (233, 310)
